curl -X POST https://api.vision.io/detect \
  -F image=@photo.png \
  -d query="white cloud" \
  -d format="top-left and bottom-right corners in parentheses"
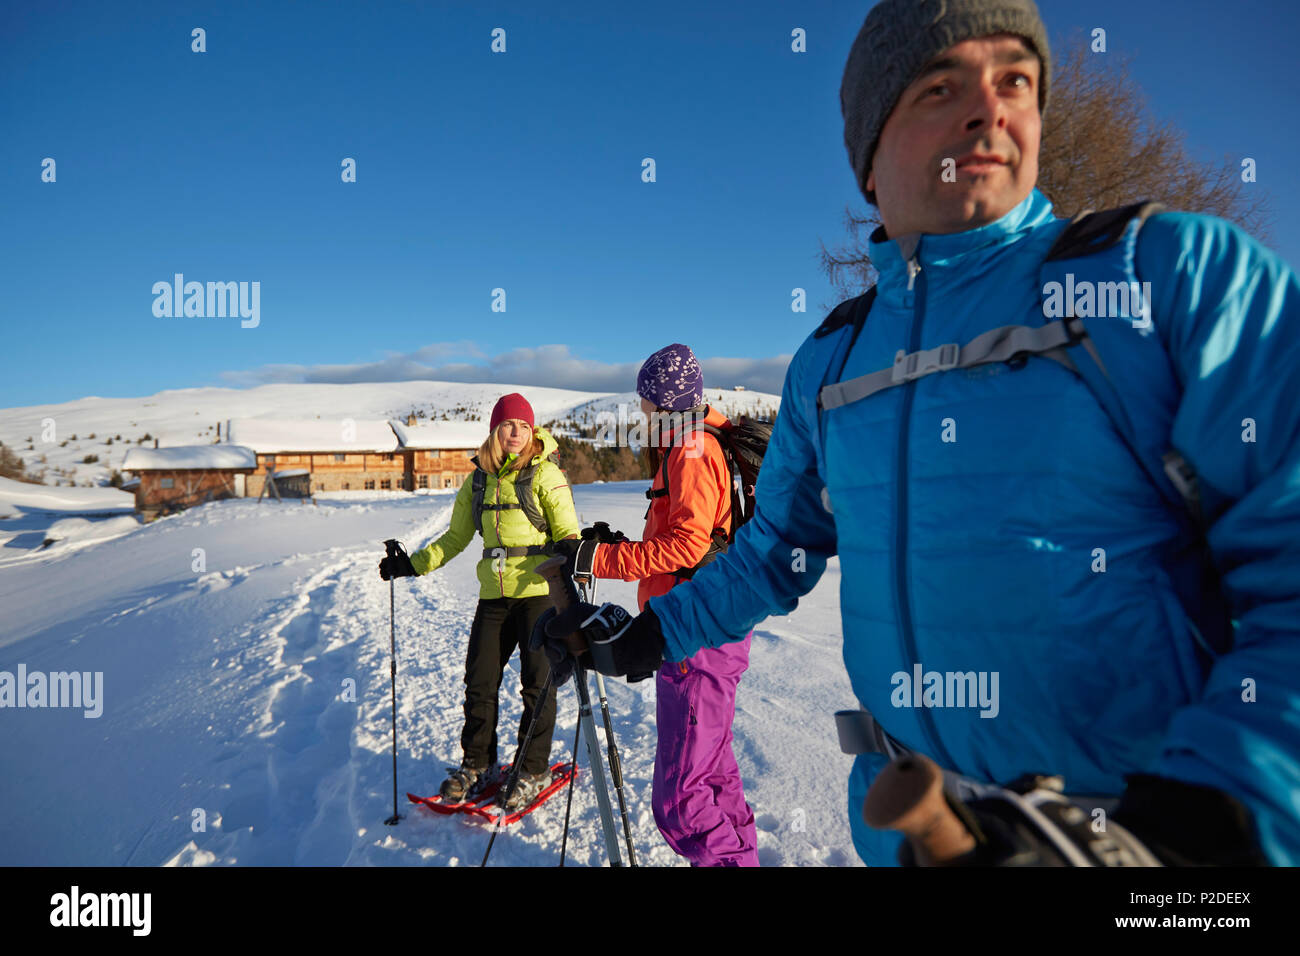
top-left (220, 343), bottom-right (792, 396)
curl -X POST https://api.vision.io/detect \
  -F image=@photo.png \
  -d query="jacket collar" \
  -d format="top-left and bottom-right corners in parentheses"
top-left (867, 189), bottom-right (1056, 292)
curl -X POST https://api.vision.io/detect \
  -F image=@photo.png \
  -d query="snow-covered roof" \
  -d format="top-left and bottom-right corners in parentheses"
top-left (269, 468), bottom-right (310, 479)
top-left (388, 419), bottom-right (485, 450)
top-left (225, 419), bottom-right (400, 453)
top-left (121, 445), bottom-right (258, 471)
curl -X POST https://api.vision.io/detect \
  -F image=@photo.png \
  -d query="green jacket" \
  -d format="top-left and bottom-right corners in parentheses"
top-left (409, 425), bottom-right (579, 599)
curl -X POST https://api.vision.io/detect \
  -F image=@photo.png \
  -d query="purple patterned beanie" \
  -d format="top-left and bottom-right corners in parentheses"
top-left (637, 343), bottom-right (704, 412)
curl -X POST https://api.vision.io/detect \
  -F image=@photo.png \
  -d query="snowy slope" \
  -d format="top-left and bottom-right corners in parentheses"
top-left (0, 380), bottom-right (780, 489)
top-left (0, 483), bottom-right (857, 867)
top-left (0, 475), bottom-right (135, 516)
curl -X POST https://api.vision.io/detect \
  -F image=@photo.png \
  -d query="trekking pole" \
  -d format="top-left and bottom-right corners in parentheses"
top-left (382, 539), bottom-right (406, 826)
top-left (481, 666), bottom-right (557, 867)
top-left (534, 555), bottom-right (623, 866)
top-left (573, 664), bottom-right (624, 866)
top-left (863, 752), bottom-right (975, 865)
top-left (577, 578), bottom-right (638, 866)
top-left (558, 699), bottom-right (583, 866)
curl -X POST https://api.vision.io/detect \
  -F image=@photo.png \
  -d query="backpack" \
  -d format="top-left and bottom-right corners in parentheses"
top-left (645, 413), bottom-right (773, 579)
top-left (812, 200), bottom-right (1232, 657)
top-left (470, 451), bottom-right (561, 537)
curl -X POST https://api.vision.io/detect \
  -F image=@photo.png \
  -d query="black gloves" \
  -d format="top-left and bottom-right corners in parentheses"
top-left (1112, 773), bottom-right (1270, 866)
top-left (379, 539), bottom-right (417, 580)
top-left (529, 604), bottom-right (666, 685)
top-left (582, 522), bottom-right (628, 544)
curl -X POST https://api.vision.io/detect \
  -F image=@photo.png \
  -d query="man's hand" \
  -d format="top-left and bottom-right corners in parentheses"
top-left (530, 603), bottom-right (665, 683)
top-left (880, 764), bottom-right (1269, 866)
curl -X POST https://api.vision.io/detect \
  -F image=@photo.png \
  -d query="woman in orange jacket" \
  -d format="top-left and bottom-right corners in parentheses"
top-left (574, 344), bottom-right (758, 866)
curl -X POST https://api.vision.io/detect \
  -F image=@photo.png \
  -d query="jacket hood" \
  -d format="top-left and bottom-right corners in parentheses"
top-left (532, 425), bottom-right (558, 463)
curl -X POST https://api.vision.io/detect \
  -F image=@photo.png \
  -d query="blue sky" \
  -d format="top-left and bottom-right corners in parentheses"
top-left (2, 0), bottom-right (1296, 408)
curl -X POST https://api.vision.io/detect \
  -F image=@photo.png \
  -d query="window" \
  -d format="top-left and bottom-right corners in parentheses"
top-left (382, 453), bottom-right (394, 461)
top-left (443, 477), bottom-right (453, 488)
top-left (160, 477), bottom-right (174, 489)
top-left (364, 479), bottom-right (375, 490)
top-left (380, 479), bottom-right (391, 490)
top-left (343, 482), bottom-right (350, 490)
top-left (265, 456), bottom-right (276, 466)
top-left (417, 475), bottom-right (428, 489)
top-left (334, 454), bottom-right (345, 462)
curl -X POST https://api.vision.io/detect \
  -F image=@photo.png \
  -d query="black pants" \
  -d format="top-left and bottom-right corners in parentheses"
top-left (461, 596), bottom-right (557, 776)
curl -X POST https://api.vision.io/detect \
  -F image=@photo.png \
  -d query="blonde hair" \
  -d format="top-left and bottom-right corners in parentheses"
top-left (477, 422), bottom-right (542, 474)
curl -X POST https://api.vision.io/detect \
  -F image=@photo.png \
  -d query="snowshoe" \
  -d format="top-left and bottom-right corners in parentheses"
top-left (408, 761), bottom-right (575, 826)
top-left (498, 770), bottom-right (552, 811)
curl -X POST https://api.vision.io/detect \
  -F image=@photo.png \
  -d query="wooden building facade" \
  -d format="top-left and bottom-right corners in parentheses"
top-left (224, 417), bottom-right (483, 495)
top-left (120, 445), bottom-right (258, 520)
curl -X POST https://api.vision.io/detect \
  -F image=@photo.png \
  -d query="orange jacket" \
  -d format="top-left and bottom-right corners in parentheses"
top-left (591, 405), bottom-right (732, 611)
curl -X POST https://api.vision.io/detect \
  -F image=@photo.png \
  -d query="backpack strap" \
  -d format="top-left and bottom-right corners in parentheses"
top-left (820, 319), bottom-right (1081, 411)
top-left (814, 288), bottom-right (878, 466)
top-left (1044, 202), bottom-right (1165, 263)
top-left (470, 458), bottom-right (487, 535)
top-left (512, 457), bottom-right (552, 535)
top-left (645, 422), bottom-right (725, 502)
top-left (1038, 202), bottom-right (1204, 529)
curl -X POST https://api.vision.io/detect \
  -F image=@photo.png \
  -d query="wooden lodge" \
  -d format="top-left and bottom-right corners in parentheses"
top-left (120, 417), bottom-right (487, 517)
top-left (223, 416), bottom-right (484, 495)
top-left (120, 444), bottom-right (258, 519)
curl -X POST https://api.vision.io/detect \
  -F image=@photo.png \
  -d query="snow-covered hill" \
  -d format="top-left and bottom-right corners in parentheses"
top-left (0, 483), bottom-right (856, 867)
top-left (0, 381), bottom-right (781, 490)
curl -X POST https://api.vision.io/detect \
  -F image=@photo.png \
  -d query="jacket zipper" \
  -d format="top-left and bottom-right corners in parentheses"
top-left (494, 469), bottom-right (505, 597)
top-left (896, 254), bottom-right (958, 770)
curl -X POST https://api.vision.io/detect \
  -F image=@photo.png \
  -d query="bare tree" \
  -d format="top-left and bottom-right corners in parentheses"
top-left (819, 38), bottom-right (1273, 301)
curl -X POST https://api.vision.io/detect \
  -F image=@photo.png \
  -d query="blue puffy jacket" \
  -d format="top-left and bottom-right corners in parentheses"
top-left (649, 188), bottom-right (1300, 866)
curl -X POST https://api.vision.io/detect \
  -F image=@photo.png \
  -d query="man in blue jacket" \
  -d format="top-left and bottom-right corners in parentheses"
top-left (537, 0), bottom-right (1299, 866)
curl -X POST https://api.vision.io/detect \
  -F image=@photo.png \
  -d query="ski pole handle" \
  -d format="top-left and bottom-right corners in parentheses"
top-left (863, 753), bottom-right (976, 865)
top-left (534, 555), bottom-right (588, 655)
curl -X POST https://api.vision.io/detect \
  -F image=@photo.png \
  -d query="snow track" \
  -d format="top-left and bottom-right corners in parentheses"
top-left (0, 487), bottom-right (861, 866)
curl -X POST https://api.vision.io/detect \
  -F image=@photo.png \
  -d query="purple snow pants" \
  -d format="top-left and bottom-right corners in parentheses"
top-left (652, 632), bottom-right (758, 867)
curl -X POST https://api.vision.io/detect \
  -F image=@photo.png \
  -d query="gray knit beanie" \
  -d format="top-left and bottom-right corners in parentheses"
top-left (841, 0), bottom-right (1051, 203)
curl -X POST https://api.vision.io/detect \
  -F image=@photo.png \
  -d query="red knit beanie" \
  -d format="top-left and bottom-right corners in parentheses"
top-left (489, 392), bottom-right (535, 432)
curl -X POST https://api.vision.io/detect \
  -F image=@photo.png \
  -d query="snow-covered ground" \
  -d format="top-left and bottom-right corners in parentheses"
top-left (0, 482), bottom-right (858, 866)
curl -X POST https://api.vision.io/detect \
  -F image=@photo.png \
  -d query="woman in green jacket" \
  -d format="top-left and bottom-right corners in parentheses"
top-left (405, 393), bottom-right (578, 808)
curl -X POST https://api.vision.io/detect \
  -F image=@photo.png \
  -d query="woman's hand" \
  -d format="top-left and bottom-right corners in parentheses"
top-left (379, 540), bottom-right (417, 579)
